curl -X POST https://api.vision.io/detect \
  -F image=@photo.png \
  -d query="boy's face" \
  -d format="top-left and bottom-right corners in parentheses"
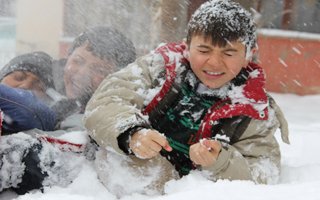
top-left (64, 44), bottom-right (115, 100)
top-left (1, 71), bottom-right (46, 97)
top-left (187, 35), bottom-right (252, 89)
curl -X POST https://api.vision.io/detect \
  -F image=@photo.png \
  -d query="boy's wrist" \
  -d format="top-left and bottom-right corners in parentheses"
top-left (117, 126), bottom-right (145, 154)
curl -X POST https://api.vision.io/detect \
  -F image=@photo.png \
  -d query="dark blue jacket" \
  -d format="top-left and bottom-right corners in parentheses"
top-left (0, 84), bottom-right (56, 134)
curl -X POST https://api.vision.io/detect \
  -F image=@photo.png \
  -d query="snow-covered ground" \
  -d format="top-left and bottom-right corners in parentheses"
top-left (1, 92), bottom-right (320, 200)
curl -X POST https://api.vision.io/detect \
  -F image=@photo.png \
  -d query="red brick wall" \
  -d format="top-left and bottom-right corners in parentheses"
top-left (258, 30), bottom-right (320, 95)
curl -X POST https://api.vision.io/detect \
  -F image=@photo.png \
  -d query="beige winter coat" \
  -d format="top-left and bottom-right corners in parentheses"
top-left (84, 49), bottom-right (289, 185)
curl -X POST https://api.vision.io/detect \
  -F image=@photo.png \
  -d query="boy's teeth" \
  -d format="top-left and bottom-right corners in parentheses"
top-left (206, 71), bottom-right (223, 75)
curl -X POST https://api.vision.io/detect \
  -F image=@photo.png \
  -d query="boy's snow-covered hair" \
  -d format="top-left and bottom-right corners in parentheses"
top-left (187, 0), bottom-right (257, 50)
top-left (68, 26), bottom-right (136, 68)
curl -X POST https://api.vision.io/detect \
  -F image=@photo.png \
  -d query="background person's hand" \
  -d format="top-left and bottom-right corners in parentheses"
top-left (189, 139), bottom-right (221, 167)
top-left (129, 129), bottom-right (172, 159)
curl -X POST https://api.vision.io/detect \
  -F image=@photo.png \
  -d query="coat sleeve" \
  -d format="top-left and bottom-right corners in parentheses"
top-left (84, 53), bottom-right (165, 153)
top-left (0, 84), bottom-right (56, 134)
top-left (202, 98), bottom-right (289, 184)
top-left (0, 109), bottom-right (3, 135)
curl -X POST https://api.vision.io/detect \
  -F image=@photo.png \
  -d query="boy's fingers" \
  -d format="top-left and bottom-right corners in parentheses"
top-left (163, 143), bottom-right (172, 152)
top-left (203, 139), bottom-right (221, 152)
top-left (149, 131), bottom-right (172, 152)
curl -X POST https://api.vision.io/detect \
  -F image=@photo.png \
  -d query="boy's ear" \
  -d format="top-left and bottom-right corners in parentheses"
top-left (247, 47), bottom-right (257, 61)
top-left (182, 39), bottom-right (188, 48)
top-left (252, 47), bottom-right (257, 55)
top-left (182, 40), bottom-right (190, 61)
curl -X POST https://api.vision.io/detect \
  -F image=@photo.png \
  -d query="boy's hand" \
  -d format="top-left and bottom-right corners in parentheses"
top-left (129, 129), bottom-right (172, 159)
top-left (189, 139), bottom-right (222, 167)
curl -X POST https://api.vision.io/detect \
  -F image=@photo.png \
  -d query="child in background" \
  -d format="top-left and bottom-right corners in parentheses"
top-left (0, 26), bottom-right (136, 195)
top-left (0, 51), bottom-right (55, 103)
top-left (84, 0), bottom-right (289, 196)
top-left (52, 26), bottom-right (137, 128)
top-left (0, 52), bottom-right (56, 134)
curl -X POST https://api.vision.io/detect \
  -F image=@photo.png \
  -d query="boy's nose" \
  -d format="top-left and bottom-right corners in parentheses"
top-left (207, 54), bottom-right (223, 68)
top-left (65, 64), bottom-right (78, 74)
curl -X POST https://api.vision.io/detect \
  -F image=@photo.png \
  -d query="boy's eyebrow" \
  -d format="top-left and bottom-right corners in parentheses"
top-left (75, 54), bottom-right (85, 59)
top-left (224, 48), bottom-right (238, 52)
top-left (197, 45), bottom-right (239, 52)
top-left (196, 44), bottom-right (211, 49)
top-left (21, 71), bottom-right (28, 76)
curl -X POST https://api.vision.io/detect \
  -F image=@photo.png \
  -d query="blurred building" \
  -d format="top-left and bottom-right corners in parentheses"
top-left (0, 0), bottom-right (16, 67)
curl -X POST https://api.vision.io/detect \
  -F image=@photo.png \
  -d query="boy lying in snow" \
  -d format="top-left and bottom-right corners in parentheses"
top-left (84, 0), bottom-right (290, 196)
top-left (0, 26), bottom-right (136, 195)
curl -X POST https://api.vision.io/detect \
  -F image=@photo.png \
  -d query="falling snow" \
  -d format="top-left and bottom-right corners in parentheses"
top-left (292, 47), bottom-right (301, 55)
top-left (278, 58), bottom-right (288, 67)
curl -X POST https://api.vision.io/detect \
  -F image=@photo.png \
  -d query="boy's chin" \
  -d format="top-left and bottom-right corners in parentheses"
top-left (201, 81), bottom-right (219, 89)
top-left (203, 81), bottom-right (228, 89)
top-left (203, 83), bottom-right (219, 89)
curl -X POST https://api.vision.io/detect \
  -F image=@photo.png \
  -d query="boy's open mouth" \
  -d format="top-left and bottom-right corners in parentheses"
top-left (203, 71), bottom-right (225, 76)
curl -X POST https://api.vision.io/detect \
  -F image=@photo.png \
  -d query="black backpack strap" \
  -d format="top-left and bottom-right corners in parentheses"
top-left (211, 116), bottom-right (252, 145)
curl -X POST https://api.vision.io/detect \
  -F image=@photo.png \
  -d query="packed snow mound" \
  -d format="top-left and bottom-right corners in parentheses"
top-left (0, 93), bottom-right (319, 200)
